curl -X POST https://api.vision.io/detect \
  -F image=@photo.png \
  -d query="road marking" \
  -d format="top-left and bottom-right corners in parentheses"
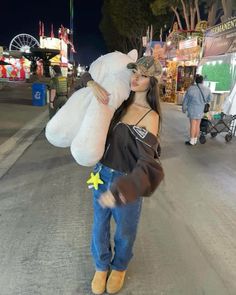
top-left (0, 110), bottom-right (48, 179)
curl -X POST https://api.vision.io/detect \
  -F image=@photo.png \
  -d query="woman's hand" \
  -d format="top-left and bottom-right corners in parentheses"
top-left (49, 102), bottom-right (54, 109)
top-left (98, 190), bottom-right (116, 208)
top-left (98, 190), bottom-right (127, 208)
top-left (87, 80), bottom-right (110, 104)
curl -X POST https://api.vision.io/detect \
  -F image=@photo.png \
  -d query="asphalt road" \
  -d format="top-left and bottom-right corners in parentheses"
top-left (0, 81), bottom-right (47, 145)
top-left (0, 103), bottom-right (236, 295)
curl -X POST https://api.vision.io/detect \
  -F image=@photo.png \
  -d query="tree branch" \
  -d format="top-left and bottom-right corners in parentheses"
top-left (181, 0), bottom-right (190, 30)
top-left (190, 7), bottom-right (197, 30)
top-left (171, 6), bottom-right (183, 30)
top-left (195, 0), bottom-right (200, 23)
top-left (221, 0), bottom-right (232, 21)
top-left (208, 1), bottom-right (218, 26)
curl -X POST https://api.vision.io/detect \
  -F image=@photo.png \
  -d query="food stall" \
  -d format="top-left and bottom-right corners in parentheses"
top-left (164, 22), bottom-right (204, 104)
top-left (198, 17), bottom-right (236, 112)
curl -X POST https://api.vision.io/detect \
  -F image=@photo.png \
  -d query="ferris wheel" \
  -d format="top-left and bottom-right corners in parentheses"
top-left (9, 34), bottom-right (40, 53)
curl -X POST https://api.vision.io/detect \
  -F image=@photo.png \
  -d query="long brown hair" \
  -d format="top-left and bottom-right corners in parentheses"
top-left (108, 76), bottom-right (162, 136)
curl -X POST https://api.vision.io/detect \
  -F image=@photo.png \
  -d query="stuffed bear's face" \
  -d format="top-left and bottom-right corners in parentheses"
top-left (89, 50), bottom-right (138, 83)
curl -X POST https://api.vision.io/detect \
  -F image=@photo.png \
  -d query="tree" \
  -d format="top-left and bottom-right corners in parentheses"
top-left (100, 0), bottom-right (172, 55)
top-left (151, 0), bottom-right (203, 30)
top-left (206, 0), bottom-right (221, 27)
top-left (151, 0), bottom-right (184, 30)
top-left (221, 0), bottom-right (236, 22)
top-left (110, 0), bottom-right (158, 56)
top-left (100, 0), bottom-right (128, 52)
top-left (151, 0), bottom-right (236, 31)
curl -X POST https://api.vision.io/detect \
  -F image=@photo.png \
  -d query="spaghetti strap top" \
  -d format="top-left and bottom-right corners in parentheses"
top-left (136, 109), bottom-right (153, 125)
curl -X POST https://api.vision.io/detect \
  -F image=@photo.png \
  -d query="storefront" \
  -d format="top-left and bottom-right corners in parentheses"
top-left (198, 17), bottom-right (236, 112)
top-left (164, 23), bottom-right (204, 103)
top-left (164, 39), bottom-right (201, 103)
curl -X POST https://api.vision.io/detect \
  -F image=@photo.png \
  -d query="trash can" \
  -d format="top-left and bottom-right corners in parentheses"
top-left (177, 91), bottom-right (185, 105)
top-left (32, 83), bottom-right (47, 106)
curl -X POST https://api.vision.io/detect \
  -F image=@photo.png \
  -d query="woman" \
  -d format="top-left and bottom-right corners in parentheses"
top-left (182, 74), bottom-right (212, 146)
top-left (80, 56), bottom-right (164, 294)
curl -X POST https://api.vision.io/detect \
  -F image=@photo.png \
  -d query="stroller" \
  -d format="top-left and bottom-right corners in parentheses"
top-left (199, 113), bottom-right (236, 144)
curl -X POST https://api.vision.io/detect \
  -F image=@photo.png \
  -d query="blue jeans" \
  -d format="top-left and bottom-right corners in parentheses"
top-left (91, 163), bottom-right (143, 271)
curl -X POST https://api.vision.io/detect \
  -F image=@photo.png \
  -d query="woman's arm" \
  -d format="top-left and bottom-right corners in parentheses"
top-left (110, 141), bottom-right (164, 205)
top-left (87, 80), bottom-right (110, 104)
top-left (182, 90), bottom-right (189, 113)
top-left (206, 90), bottom-right (213, 103)
top-left (99, 131), bottom-right (164, 207)
top-left (75, 72), bottom-right (110, 104)
top-left (49, 77), bottom-right (57, 108)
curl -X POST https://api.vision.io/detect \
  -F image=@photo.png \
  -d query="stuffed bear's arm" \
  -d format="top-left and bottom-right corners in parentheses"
top-left (74, 72), bottom-right (93, 90)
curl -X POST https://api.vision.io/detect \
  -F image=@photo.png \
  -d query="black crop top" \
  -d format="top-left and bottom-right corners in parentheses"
top-left (101, 122), bottom-right (158, 172)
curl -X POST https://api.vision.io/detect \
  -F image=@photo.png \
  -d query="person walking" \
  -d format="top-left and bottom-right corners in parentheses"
top-left (49, 65), bottom-right (68, 118)
top-left (78, 56), bottom-right (164, 294)
top-left (182, 74), bottom-right (212, 145)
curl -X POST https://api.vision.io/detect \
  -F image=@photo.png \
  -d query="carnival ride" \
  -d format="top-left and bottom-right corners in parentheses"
top-left (9, 34), bottom-right (40, 53)
top-left (1, 18), bottom-right (75, 80)
top-left (5, 27), bottom-right (71, 78)
top-left (23, 48), bottom-right (60, 77)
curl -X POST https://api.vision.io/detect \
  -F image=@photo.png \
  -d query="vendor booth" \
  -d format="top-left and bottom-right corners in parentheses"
top-left (198, 17), bottom-right (236, 113)
top-left (0, 55), bottom-right (30, 81)
top-left (164, 22), bottom-right (204, 103)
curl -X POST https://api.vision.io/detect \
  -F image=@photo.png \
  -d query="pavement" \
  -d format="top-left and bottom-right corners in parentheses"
top-left (0, 81), bottom-right (48, 178)
top-left (1, 82), bottom-right (236, 294)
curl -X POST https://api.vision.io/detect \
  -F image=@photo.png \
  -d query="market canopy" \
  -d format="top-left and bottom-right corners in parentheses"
top-left (23, 48), bottom-right (60, 62)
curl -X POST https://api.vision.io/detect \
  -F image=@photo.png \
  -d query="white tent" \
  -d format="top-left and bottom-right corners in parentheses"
top-left (223, 53), bottom-right (236, 115)
top-left (198, 53), bottom-right (236, 115)
top-left (223, 81), bottom-right (236, 115)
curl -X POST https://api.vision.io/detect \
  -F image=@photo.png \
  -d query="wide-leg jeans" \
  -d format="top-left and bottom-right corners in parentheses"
top-left (91, 163), bottom-right (142, 271)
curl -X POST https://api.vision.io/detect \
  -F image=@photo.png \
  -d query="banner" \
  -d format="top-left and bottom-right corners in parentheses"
top-left (179, 38), bottom-right (198, 50)
top-left (203, 18), bottom-right (236, 57)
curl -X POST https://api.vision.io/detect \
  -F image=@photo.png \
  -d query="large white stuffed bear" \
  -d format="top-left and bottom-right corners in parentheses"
top-left (45, 50), bottom-right (138, 166)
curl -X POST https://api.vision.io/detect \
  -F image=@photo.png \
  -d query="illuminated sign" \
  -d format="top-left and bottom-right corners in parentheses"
top-left (40, 37), bottom-right (61, 50)
top-left (40, 37), bottom-right (66, 64)
top-left (204, 17), bottom-right (236, 57)
top-left (179, 38), bottom-right (198, 50)
top-left (208, 18), bottom-right (236, 35)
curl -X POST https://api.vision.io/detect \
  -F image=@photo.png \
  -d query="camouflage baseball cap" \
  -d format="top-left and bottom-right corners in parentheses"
top-left (127, 56), bottom-right (162, 77)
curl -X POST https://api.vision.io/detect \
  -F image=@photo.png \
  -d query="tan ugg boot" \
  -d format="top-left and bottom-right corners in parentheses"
top-left (91, 271), bottom-right (108, 295)
top-left (106, 270), bottom-right (127, 294)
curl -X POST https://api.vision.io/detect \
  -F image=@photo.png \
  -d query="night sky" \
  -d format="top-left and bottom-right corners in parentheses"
top-left (0, 0), bottom-right (107, 65)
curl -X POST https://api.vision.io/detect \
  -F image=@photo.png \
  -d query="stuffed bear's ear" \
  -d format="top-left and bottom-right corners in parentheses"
top-left (127, 49), bottom-right (138, 62)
